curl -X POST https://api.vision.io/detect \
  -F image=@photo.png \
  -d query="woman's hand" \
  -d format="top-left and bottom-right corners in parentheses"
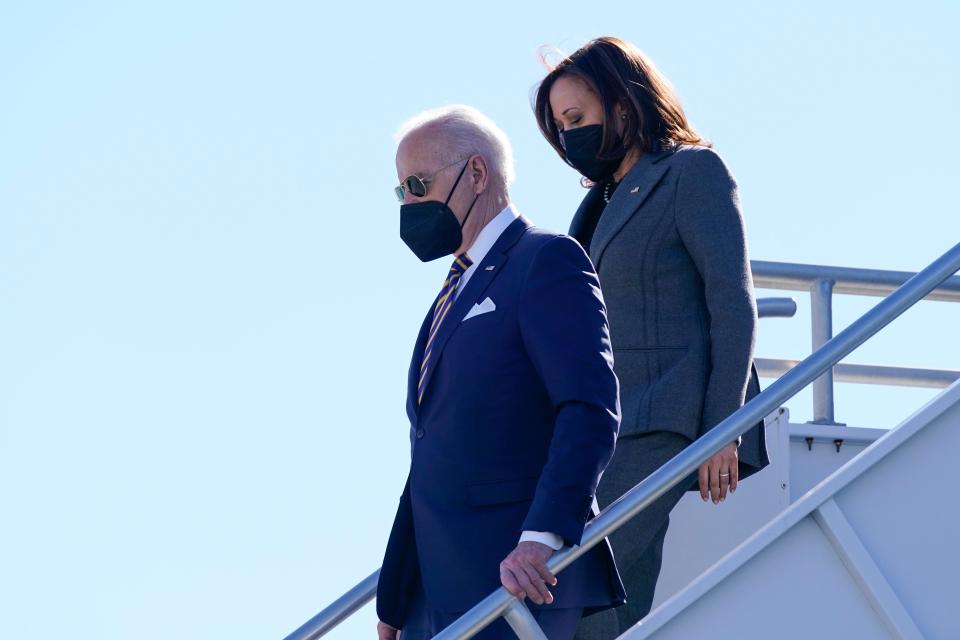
top-left (699, 441), bottom-right (738, 503)
top-left (377, 621), bottom-right (400, 640)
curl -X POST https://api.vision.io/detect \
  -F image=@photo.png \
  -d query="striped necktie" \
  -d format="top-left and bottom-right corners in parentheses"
top-left (418, 253), bottom-right (473, 404)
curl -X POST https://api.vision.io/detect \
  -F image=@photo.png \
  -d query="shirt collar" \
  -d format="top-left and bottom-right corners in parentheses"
top-left (464, 204), bottom-right (520, 266)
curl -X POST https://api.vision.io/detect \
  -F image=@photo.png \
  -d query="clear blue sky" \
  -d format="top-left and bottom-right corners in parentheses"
top-left (2, 2), bottom-right (957, 638)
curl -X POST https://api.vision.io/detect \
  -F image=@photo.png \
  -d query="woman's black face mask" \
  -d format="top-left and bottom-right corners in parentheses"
top-left (399, 161), bottom-right (479, 263)
top-left (560, 124), bottom-right (625, 182)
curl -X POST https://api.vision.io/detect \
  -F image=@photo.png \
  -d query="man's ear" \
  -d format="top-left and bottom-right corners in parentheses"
top-left (470, 154), bottom-right (489, 194)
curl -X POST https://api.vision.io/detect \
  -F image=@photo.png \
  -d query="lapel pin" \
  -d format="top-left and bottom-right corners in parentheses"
top-left (485, 265), bottom-right (496, 271)
top-left (630, 186), bottom-right (640, 193)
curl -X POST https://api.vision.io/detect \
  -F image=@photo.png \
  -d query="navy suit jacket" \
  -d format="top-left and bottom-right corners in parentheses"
top-left (377, 216), bottom-right (626, 627)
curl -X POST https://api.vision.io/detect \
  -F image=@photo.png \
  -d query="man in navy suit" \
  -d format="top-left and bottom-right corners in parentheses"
top-left (377, 105), bottom-right (625, 640)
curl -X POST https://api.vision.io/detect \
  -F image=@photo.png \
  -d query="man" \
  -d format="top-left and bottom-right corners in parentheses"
top-left (376, 105), bottom-right (625, 640)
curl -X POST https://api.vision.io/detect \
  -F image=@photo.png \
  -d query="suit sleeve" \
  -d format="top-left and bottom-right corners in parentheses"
top-left (376, 477), bottom-right (419, 629)
top-left (674, 148), bottom-right (757, 434)
top-left (517, 235), bottom-right (620, 546)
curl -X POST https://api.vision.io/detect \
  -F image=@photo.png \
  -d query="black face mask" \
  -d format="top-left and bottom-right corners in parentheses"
top-left (560, 124), bottom-right (624, 182)
top-left (400, 162), bottom-right (479, 263)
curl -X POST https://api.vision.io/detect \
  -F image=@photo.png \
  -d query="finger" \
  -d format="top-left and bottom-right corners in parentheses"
top-left (500, 566), bottom-right (525, 600)
top-left (699, 463), bottom-right (709, 501)
top-left (520, 562), bottom-right (553, 605)
top-left (719, 467), bottom-right (730, 502)
top-left (710, 463), bottom-right (721, 503)
top-left (511, 564), bottom-right (543, 604)
top-left (729, 448), bottom-right (740, 493)
top-left (530, 557), bottom-right (557, 587)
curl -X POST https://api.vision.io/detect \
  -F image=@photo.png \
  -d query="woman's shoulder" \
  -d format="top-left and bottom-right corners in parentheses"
top-left (664, 144), bottom-right (724, 165)
top-left (663, 144), bottom-right (735, 182)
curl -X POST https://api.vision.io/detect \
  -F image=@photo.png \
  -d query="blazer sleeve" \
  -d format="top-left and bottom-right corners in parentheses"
top-left (674, 148), bottom-right (758, 434)
top-left (376, 477), bottom-right (419, 629)
top-left (517, 235), bottom-right (621, 546)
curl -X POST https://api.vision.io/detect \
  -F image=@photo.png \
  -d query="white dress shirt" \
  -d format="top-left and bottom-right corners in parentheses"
top-left (452, 203), bottom-right (564, 552)
top-left (454, 203), bottom-right (519, 300)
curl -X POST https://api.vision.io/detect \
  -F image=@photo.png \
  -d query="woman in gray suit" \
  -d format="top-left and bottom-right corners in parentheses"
top-left (533, 36), bottom-right (770, 636)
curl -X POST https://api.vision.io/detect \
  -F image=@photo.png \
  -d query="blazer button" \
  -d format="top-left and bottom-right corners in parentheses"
top-left (415, 428), bottom-right (425, 439)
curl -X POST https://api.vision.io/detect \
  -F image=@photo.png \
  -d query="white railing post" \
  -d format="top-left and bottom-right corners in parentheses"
top-left (502, 600), bottom-right (549, 640)
top-left (810, 277), bottom-right (839, 424)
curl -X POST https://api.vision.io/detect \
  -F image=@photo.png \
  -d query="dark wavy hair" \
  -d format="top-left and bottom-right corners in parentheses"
top-left (534, 37), bottom-right (709, 170)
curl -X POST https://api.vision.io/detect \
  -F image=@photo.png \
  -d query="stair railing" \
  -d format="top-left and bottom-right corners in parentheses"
top-left (285, 243), bottom-right (960, 640)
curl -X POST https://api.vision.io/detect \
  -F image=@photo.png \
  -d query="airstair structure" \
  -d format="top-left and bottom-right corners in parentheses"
top-left (629, 381), bottom-right (960, 639)
top-left (286, 245), bottom-right (960, 640)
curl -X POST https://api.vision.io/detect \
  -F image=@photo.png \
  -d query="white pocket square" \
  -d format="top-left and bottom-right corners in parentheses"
top-left (463, 297), bottom-right (496, 321)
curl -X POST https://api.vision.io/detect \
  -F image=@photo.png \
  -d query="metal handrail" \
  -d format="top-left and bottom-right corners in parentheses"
top-left (285, 243), bottom-right (960, 640)
top-left (754, 293), bottom-right (957, 393)
top-left (428, 245), bottom-right (960, 638)
top-left (752, 259), bottom-right (960, 423)
top-left (751, 260), bottom-right (960, 302)
top-left (434, 243), bottom-right (960, 639)
top-left (280, 301), bottom-right (792, 640)
top-left (286, 570), bottom-right (380, 639)
top-left (756, 297), bottom-right (797, 318)
top-left (755, 358), bottom-right (959, 389)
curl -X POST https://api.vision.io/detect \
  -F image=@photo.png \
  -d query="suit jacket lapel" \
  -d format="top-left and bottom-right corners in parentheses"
top-left (589, 149), bottom-right (672, 267)
top-left (415, 216), bottom-right (531, 407)
top-left (407, 298), bottom-right (439, 421)
top-left (568, 183), bottom-right (604, 243)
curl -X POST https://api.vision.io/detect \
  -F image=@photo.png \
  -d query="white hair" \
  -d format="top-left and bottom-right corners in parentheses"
top-left (395, 105), bottom-right (516, 188)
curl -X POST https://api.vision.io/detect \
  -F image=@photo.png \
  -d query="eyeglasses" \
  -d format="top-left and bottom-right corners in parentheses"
top-left (394, 158), bottom-right (468, 202)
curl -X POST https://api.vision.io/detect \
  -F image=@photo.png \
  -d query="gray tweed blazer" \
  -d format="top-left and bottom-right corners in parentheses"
top-left (570, 145), bottom-right (769, 475)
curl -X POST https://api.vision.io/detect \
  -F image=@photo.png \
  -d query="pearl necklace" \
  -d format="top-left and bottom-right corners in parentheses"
top-left (603, 181), bottom-right (615, 204)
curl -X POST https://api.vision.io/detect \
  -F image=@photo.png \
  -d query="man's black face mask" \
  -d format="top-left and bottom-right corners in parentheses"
top-left (399, 161), bottom-right (479, 263)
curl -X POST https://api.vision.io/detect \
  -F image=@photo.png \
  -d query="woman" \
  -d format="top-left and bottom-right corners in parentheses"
top-left (533, 37), bottom-right (769, 636)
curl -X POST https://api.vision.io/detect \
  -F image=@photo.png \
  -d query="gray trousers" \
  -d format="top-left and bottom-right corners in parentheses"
top-left (575, 431), bottom-right (691, 639)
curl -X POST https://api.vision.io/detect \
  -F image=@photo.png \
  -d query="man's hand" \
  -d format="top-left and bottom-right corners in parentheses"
top-left (377, 621), bottom-right (399, 640)
top-left (699, 441), bottom-right (739, 503)
top-left (499, 541), bottom-right (557, 605)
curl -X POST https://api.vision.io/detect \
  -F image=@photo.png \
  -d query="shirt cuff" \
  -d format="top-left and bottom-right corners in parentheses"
top-left (520, 530), bottom-right (564, 550)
